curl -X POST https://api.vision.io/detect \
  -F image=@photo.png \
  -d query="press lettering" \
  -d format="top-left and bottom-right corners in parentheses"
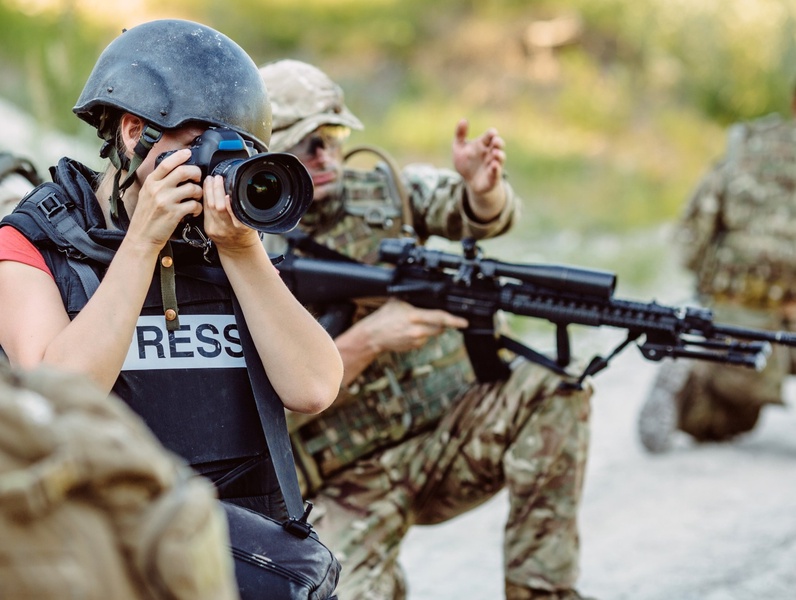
top-left (224, 324), bottom-right (244, 358)
top-left (137, 325), bottom-right (165, 359)
top-left (168, 325), bottom-right (194, 358)
top-left (123, 315), bottom-right (247, 371)
top-left (196, 323), bottom-right (222, 358)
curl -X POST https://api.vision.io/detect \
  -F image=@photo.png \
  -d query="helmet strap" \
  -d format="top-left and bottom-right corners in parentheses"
top-left (106, 124), bottom-right (163, 230)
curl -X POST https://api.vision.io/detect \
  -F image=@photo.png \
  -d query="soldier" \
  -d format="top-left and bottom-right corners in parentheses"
top-left (260, 59), bottom-right (595, 600)
top-left (638, 91), bottom-right (796, 453)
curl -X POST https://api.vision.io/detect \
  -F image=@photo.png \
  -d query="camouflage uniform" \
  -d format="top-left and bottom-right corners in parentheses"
top-left (261, 59), bottom-right (594, 599)
top-left (640, 114), bottom-right (796, 449)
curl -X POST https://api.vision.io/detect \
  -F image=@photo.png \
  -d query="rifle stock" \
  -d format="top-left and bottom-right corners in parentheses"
top-left (278, 237), bottom-right (796, 383)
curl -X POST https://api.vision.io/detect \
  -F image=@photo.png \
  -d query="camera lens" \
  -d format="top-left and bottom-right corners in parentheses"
top-left (214, 153), bottom-right (313, 233)
top-left (246, 171), bottom-right (283, 212)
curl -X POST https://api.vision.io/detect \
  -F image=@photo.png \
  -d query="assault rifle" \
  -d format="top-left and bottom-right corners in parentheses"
top-left (277, 236), bottom-right (796, 385)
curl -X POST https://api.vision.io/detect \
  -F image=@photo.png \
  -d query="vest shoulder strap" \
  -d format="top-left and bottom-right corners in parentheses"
top-left (12, 183), bottom-right (115, 265)
top-left (5, 184), bottom-right (114, 301)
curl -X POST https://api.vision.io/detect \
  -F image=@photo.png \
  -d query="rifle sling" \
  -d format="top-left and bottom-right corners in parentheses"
top-left (497, 334), bottom-right (571, 378)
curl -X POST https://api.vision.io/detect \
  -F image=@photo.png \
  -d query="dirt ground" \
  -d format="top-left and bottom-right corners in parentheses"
top-left (400, 347), bottom-right (796, 600)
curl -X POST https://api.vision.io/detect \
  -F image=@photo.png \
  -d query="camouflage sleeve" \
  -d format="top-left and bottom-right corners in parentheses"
top-left (402, 163), bottom-right (519, 241)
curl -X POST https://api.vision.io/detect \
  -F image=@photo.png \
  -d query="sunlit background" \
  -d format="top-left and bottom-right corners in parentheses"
top-left (2, 0), bottom-right (795, 295)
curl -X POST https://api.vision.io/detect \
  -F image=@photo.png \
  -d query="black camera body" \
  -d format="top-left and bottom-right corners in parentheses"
top-left (156, 127), bottom-right (314, 234)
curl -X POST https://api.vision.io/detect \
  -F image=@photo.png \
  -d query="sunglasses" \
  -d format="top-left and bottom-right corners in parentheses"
top-left (291, 124), bottom-right (351, 158)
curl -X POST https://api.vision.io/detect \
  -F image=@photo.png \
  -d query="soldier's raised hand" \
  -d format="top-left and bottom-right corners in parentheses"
top-left (452, 118), bottom-right (507, 221)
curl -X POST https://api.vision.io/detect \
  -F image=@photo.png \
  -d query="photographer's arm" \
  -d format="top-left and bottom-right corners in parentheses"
top-left (204, 175), bottom-right (343, 414)
top-left (0, 234), bottom-right (165, 392)
top-left (0, 151), bottom-right (203, 393)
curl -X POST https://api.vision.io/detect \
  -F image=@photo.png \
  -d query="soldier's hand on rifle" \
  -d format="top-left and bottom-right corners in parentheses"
top-left (452, 118), bottom-right (507, 222)
top-left (335, 298), bottom-right (469, 386)
top-left (365, 299), bottom-right (468, 352)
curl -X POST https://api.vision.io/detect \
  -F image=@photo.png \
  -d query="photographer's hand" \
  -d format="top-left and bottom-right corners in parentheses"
top-left (204, 174), bottom-right (343, 413)
top-left (201, 174), bottom-right (261, 251)
top-left (126, 148), bottom-right (203, 249)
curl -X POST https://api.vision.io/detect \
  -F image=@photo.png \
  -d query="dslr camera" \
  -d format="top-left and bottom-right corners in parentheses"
top-left (156, 127), bottom-right (313, 235)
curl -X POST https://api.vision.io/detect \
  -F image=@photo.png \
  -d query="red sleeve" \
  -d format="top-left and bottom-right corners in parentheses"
top-left (0, 226), bottom-right (53, 278)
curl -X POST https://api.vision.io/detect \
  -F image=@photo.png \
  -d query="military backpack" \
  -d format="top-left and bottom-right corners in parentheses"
top-left (0, 361), bottom-right (239, 599)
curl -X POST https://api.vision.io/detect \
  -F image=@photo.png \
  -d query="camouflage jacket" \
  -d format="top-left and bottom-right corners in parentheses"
top-left (677, 114), bottom-right (796, 307)
top-left (268, 149), bottom-right (520, 492)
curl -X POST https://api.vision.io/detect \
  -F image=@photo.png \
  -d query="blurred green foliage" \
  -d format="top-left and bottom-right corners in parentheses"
top-left (1, 0), bottom-right (795, 244)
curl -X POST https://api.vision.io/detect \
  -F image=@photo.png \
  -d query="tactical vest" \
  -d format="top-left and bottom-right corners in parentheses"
top-left (1, 158), bottom-right (269, 478)
top-left (687, 115), bottom-right (796, 307)
top-left (288, 149), bottom-right (475, 495)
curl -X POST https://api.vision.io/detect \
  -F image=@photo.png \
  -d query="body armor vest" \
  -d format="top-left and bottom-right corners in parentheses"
top-left (289, 155), bottom-right (475, 494)
top-left (1, 159), bottom-right (268, 474)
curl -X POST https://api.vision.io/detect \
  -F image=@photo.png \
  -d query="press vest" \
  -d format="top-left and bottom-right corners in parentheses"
top-left (1, 158), bottom-right (268, 473)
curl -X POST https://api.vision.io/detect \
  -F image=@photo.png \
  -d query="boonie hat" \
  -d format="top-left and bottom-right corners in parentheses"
top-left (259, 59), bottom-right (363, 152)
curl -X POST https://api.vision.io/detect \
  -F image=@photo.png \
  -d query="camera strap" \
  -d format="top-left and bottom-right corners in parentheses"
top-left (231, 295), bottom-right (315, 539)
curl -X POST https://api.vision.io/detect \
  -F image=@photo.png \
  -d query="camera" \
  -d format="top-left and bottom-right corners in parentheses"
top-left (156, 127), bottom-right (314, 234)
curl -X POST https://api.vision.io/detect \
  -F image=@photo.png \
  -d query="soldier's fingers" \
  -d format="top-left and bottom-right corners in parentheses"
top-left (454, 119), bottom-right (469, 145)
top-left (427, 310), bottom-right (468, 329)
top-left (480, 128), bottom-right (499, 148)
top-left (489, 134), bottom-right (505, 151)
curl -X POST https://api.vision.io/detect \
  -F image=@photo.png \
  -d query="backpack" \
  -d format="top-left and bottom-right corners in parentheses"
top-left (0, 360), bottom-right (240, 600)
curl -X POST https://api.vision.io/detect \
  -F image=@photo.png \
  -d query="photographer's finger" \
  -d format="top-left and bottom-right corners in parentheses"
top-left (154, 148), bottom-right (192, 176)
top-left (204, 175), bottom-right (233, 216)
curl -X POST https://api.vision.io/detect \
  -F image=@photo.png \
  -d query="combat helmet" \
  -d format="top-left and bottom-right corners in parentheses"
top-left (259, 59), bottom-right (363, 152)
top-left (75, 19), bottom-right (271, 151)
top-left (73, 19), bottom-right (271, 225)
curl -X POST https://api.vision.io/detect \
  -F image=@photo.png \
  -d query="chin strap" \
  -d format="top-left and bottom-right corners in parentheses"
top-left (101, 123), bottom-right (163, 231)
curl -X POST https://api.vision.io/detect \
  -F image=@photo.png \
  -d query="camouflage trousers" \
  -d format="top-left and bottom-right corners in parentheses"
top-left (668, 304), bottom-right (793, 441)
top-left (308, 360), bottom-right (593, 599)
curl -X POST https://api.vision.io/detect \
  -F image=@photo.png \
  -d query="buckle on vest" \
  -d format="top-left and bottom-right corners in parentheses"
top-left (36, 193), bottom-right (67, 218)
